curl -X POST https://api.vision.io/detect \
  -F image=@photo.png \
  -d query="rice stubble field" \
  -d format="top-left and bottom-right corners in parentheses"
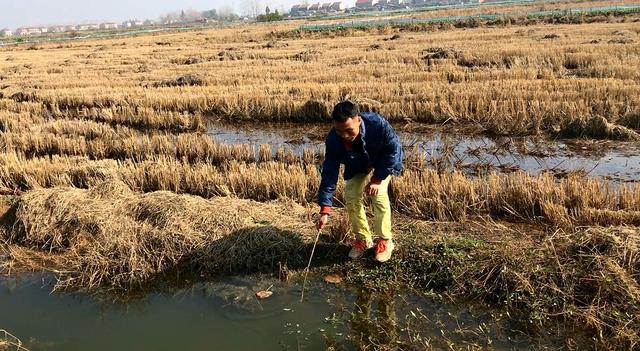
top-left (1, 2), bottom-right (640, 349)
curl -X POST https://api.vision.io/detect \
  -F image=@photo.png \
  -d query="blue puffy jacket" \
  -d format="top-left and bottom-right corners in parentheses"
top-left (318, 112), bottom-right (403, 208)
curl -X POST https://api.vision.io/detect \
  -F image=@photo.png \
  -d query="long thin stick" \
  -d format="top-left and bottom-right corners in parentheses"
top-left (300, 228), bottom-right (321, 303)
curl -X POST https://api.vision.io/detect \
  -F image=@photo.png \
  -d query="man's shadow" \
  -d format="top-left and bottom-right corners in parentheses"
top-left (192, 225), bottom-right (351, 276)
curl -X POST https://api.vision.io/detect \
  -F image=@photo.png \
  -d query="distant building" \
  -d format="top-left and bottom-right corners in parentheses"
top-left (388, 0), bottom-right (406, 6)
top-left (76, 24), bottom-right (100, 31)
top-left (291, 3), bottom-right (324, 16)
top-left (16, 27), bottom-right (42, 36)
top-left (49, 25), bottom-right (67, 33)
top-left (100, 23), bottom-right (119, 29)
top-left (330, 1), bottom-right (345, 11)
top-left (38, 27), bottom-right (49, 33)
top-left (65, 25), bottom-right (76, 32)
top-left (291, 1), bottom-right (344, 15)
top-left (0, 28), bottom-right (13, 37)
top-left (376, 0), bottom-right (389, 8)
top-left (143, 19), bottom-right (155, 26)
top-left (121, 20), bottom-right (144, 28)
top-left (355, 0), bottom-right (379, 9)
top-left (412, 0), bottom-right (441, 6)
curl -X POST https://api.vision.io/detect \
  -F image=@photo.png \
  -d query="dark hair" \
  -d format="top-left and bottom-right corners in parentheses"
top-left (331, 100), bottom-right (360, 122)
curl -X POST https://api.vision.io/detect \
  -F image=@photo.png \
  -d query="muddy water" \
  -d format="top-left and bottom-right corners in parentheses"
top-left (208, 123), bottom-right (640, 183)
top-left (0, 274), bottom-right (572, 351)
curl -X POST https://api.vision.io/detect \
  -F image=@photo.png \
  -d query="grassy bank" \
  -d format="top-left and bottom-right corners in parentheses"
top-left (0, 182), bottom-right (638, 349)
top-left (343, 220), bottom-right (640, 350)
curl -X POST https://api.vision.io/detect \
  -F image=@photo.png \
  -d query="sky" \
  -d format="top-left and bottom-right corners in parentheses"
top-left (0, 0), bottom-right (307, 29)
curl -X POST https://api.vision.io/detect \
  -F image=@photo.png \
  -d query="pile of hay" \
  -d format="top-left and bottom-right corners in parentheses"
top-left (561, 116), bottom-right (640, 140)
top-left (152, 74), bottom-right (205, 88)
top-left (620, 112), bottom-right (640, 130)
top-left (421, 47), bottom-right (463, 60)
top-left (560, 228), bottom-right (640, 346)
top-left (1, 180), bottom-right (314, 290)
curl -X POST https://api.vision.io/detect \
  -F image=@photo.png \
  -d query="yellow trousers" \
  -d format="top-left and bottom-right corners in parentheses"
top-left (344, 173), bottom-right (392, 241)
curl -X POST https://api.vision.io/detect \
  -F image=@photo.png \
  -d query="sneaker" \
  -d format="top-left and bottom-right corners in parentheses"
top-left (374, 239), bottom-right (395, 262)
top-left (349, 239), bottom-right (373, 259)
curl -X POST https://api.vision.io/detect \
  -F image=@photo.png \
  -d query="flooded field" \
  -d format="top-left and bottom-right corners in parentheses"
top-left (209, 122), bottom-right (640, 183)
top-left (0, 274), bottom-right (577, 351)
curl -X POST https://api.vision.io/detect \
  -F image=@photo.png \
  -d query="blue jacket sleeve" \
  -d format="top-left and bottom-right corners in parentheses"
top-left (318, 140), bottom-right (340, 207)
top-left (372, 120), bottom-right (402, 181)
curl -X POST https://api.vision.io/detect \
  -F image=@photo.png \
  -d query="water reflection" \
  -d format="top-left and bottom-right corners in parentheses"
top-left (348, 290), bottom-right (398, 350)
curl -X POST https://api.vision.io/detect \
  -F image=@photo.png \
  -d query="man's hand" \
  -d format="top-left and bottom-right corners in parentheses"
top-left (316, 214), bottom-right (329, 231)
top-left (365, 182), bottom-right (381, 196)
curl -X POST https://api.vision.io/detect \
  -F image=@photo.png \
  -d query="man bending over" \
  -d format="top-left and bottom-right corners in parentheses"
top-left (315, 101), bottom-right (403, 262)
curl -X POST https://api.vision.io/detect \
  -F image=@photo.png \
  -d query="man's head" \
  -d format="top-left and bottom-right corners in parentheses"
top-left (332, 100), bottom-right (361, 142)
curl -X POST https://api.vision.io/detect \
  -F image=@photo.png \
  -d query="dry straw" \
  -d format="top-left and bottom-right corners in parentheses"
top-left (1, 180), bottom-right (314, 289)
top-left (1, 12), bottom-right (639, 137)
top-left (0, 151), bottom-right (638, 228)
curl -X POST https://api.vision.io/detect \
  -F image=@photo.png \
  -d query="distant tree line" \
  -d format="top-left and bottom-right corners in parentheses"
top-left (203, 7), bottom-right (241, 21)
top-left (158, 2), bottom-right (286, 24)
top-left (257, 9), bottom-right (283, 22)
top-left (158, 7), bottom-right (240, 24)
